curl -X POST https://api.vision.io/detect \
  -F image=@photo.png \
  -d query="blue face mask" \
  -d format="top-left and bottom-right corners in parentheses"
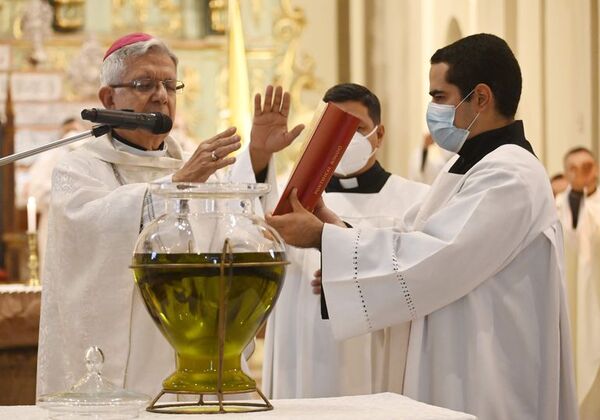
top-left (426, 90), bottom-right (480, 153)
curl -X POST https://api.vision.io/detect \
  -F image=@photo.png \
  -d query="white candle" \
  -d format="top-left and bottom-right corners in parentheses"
top-left (27, 196), bottom-right (37, 233)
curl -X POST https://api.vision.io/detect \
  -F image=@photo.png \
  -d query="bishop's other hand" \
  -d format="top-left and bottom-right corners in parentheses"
top-left (172, 127), bottom-right (240, 183)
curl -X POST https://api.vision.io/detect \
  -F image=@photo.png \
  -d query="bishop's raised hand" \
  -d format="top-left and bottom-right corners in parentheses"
top-left (249, 85), bottom-right (305, 174)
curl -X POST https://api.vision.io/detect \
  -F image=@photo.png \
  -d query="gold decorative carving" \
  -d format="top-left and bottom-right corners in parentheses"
top-left (208, 0), bottom-right (227, 34)
top-left (178, 65), bottom-right (204, 135)
top-left (212, 0), bottom-right (321, 171)
top-left (111, 0), bottom-right (182, 37)
top-left (180, 65), bottom-right (201, 109)
top-left (273, 0), bottom-right (319, 117)
top-left (251, 0), bottom-right (263, 25)
top-left (50, 0), bottom-right (85, 32)
top-left (270, 0), bottom-right (321, 173)
top-left (216, 66), bottom-right (230, 132)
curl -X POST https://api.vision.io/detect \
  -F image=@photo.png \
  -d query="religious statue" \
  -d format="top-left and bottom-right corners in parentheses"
top-left (20, 0), bottom-right (53, 66)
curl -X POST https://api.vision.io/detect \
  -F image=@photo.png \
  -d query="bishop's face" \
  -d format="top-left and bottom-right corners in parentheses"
top-left (100, 51), bottom-right (177, 150)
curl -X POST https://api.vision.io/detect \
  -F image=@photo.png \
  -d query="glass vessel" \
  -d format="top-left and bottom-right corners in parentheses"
top-left (130, 183), bottom-right (286, 413)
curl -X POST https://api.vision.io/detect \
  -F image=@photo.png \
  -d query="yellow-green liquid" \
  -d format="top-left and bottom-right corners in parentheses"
top-left (132, 252), bottom-right (285, 393)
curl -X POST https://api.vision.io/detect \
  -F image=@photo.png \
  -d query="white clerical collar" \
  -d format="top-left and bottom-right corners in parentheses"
top-left (338, 177), bottom-right (359, 189)
top-left (111, 137), bottom-right (168, 157)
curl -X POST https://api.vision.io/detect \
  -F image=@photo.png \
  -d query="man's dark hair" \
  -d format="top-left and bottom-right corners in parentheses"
top-left (430, 33), bottom-right (522, 118)
top-left (323, 83), bottom-right (381, 125)
top-left (564, 146), bottom-right (596, 163)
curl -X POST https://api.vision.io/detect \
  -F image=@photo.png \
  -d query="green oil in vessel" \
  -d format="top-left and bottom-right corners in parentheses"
top-left (132, 252), bottom-right (285, 393)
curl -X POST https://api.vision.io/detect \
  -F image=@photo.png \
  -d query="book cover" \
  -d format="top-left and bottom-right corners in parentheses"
top-left (273, 102), bottom-right (361, 215)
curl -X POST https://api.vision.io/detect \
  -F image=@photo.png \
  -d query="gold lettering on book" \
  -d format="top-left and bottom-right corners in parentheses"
top-left (329, 144), bottom-right (343, 165)
top-left (313, 145), bottom-right (343, 196)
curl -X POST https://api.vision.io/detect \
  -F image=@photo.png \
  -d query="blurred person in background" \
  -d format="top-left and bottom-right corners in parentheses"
top-left (556, 146), bottom-right (600, 420)
top-left (551, 173), bottom-right (569, 197)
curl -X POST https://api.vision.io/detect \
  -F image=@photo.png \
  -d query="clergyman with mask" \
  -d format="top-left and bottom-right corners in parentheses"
top-left (262, 83), bottom-right (429, 398)
top-left (265, 34), bottom-right (577, 420)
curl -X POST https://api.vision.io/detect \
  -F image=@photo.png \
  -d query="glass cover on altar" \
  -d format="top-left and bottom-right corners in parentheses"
top-left (37, 346), bottom-right (150, 419)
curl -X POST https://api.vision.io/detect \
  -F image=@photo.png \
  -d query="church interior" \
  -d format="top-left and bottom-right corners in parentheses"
top-left (0, 0), bottom-right (599, 418)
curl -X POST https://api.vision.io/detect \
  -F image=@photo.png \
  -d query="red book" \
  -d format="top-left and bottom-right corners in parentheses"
top-left (273, 102), bottom-right (360, 215)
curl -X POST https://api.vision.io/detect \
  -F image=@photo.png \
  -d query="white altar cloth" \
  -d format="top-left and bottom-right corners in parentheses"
top-left (0, 393), bottom-right (476, 419)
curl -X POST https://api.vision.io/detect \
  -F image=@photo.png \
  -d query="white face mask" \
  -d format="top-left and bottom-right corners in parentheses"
top-left (426, 89), bottom-right (479, 153)
top-left (334, 126), bottom-right (378, 177)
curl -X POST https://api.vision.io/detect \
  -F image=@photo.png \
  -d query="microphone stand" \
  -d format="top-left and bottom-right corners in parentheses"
top-left (0, 124), bottom-right (111, 167)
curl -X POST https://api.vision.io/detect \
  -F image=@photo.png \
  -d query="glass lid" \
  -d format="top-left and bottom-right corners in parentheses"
top-left (37, 347), bottom-right (150, 419)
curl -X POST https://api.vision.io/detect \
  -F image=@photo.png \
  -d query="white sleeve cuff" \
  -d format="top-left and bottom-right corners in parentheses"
top-left (321, 224), bottom-right (372, 340)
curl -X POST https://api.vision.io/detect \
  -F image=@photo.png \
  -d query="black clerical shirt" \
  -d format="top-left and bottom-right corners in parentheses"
top-left (111, 129), bottom-right (165, 151)
top-left (449, 120), bottom-right (535, 175)
top-left (568, 190), bottom-right (584, 229)
top-left (326, 161), bottom-right (391, 194)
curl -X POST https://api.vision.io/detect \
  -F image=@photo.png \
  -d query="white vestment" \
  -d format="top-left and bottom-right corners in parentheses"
top-left (37, 134), bottom-right (265, 397)
top-left (556, 188), bottom-right (600, 420)
top-left (321, 145), bottom-right (577, 420)
top-left (263, 174), bottom-right (428, 398)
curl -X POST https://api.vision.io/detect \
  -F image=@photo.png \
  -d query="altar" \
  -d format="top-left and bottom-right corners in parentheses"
top-left (0, 393), bottom-right (477, 419)
top-left (0, 284), bottom-right (41, 405)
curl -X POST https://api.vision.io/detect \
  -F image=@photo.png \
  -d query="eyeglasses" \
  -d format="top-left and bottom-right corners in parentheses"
top-left (110, 78), bottom-right (185, 94)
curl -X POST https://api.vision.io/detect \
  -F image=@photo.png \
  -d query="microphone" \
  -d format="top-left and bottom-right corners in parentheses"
top-left (81, 108), bottom-right (173, 134)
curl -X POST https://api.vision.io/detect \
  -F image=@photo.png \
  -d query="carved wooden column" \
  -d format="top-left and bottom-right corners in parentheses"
top-left (1, 82), bottom-right (15, 276)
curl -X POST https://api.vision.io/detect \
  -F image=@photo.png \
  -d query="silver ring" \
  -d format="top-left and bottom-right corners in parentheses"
top-left (211, 150), bottom-right (219, 161)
